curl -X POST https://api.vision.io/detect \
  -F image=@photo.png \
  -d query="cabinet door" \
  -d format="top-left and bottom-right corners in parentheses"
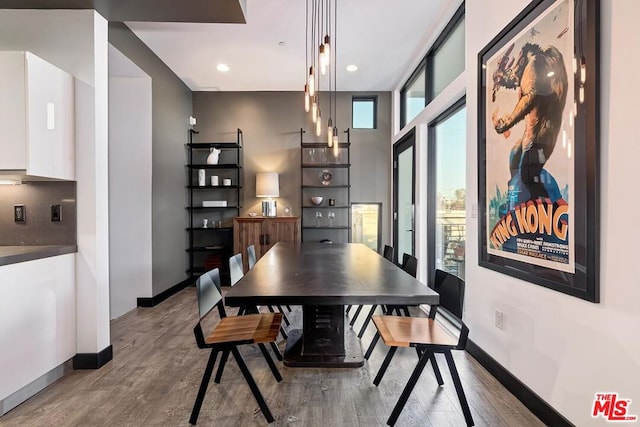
top-left (264, 218), bottom-right (301, 252)
top-left (26, 52), bottom-right (75, 180)
top-left (233, 218), bottom-right (265, 271)
top-left (0, 52), bottom-right (28, 170)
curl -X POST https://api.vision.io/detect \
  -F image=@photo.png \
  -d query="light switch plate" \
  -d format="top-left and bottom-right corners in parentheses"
top-left (14, 204), bottom-right (25, 222)
top-left (51, 204), bottom-right (62, 222)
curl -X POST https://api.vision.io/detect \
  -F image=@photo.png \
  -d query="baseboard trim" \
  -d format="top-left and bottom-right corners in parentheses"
top-left (73, 345), bottom-right (113, 370)
top-left (466, 339), bottom-right (574, 427)
top-left (1, 360), bottom-right (72, 416)
top-left (137, 278), bottom-right (192, 308)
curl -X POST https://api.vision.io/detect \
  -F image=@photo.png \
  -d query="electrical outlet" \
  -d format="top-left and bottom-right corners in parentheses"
top-left (494, 310), bottom-right (504, 330)
top-left (51, 204), bottom-right (62, 222)
top-left (14, 204), bottom-right (25, 222)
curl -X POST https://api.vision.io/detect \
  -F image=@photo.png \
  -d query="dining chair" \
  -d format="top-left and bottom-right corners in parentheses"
top-left (355, 250), bottom-right (411, 338)
top-left (371, 270), bottom-right (474, 426)
top-left (230, 253), bottom-right (287, 353)
top-left (347, 244), bottom-right (395, 323)
top-left (189, 268), bottom-right (283, 425)
top-left (383, 244), bottom-right (394, 262)
top-left (247, 244), bottom-right (292, 318)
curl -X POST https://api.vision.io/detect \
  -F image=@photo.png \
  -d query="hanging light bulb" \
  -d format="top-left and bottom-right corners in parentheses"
top-left (319, 44), bottom-right (327, 75)
top-left (312, 97), bottom-right (318, 123)
top-left (324, 35), bottom-right (331, 65)
top-left (316, 109), bottom-right (322, 136)
top-left (332, 127), bottom-right (339, 156)
top-left (327, 117), bottom-right (333, 147)
top-left (304, 84), bottom-right (310, 112)
top-left (309, 66), bottom-right (315, 96)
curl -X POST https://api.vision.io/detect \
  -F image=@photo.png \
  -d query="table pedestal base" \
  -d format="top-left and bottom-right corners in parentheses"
top-left (283, 305), bottom-right (363, 368)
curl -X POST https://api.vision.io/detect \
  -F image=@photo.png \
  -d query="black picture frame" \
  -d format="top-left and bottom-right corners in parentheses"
top-left (477, 0), bottom-right (600, 302)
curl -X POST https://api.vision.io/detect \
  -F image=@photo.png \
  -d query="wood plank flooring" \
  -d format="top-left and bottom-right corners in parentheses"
top-left (0, 288), bottom-right (545, 426)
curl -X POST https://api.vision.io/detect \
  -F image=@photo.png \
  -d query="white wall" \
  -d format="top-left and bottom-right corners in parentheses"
top-left (108, 47), bottom-right (153, 319)
top-left (465, 0), bottom-right (640, 425)
top-left (0, 9), bottom-right (111, 357)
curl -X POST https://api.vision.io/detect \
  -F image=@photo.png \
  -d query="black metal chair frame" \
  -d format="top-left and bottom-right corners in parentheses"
top-left (346, 245), bottom-right (395, 325)
top-left (231, 252), bottom-right (289, 344)
top-left (247, 245), bottom-right (293, 317)
top-left (190, 269), bottom-right (283, 424)
top-left (355, 251), bottom-right (414, 339)
top-left (371, 270), bottom-right (474, 426)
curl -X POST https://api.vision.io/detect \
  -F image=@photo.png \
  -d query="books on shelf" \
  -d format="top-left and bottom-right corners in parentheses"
top-left (202, 200), bottom-right (227, 207)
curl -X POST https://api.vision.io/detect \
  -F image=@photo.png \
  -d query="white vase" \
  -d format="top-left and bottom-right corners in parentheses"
top-left (206, 148), bottom-right (221, 165)
top-left (198, 169), bottom-right (206, 186)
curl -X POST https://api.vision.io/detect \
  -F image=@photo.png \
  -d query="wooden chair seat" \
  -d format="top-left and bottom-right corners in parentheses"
top-left (372, 315), bottom-right (458, 348)
top-left (371, 270), bottom-right (474, 426)
top-left (205, 312), bottom-right (282, 345)
top-left (190, 268), bottom-right (283, 425)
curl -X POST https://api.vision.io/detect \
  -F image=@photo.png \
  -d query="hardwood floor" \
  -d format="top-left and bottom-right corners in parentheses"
top-left (0, 288), bottom-right (544, 426)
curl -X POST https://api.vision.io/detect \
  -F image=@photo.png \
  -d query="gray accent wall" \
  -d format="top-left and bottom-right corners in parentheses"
top-left (192, 91), bottom-right (392, 245)
top-left (108, 23), bottom-right (192, 295)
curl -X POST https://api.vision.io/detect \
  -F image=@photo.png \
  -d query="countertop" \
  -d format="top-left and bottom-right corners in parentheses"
top-left (0, 245), bottom-right (77, 266)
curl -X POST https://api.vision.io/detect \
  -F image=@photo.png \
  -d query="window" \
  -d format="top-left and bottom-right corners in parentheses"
top-left (427, 15), bottom-right (465, 101)
top-left (352, 96), bottom-right (377, 129)
top-left (399, 4), bottom-right (465, 128)
top-left (400, 65), bottom-right (426, 127)
top-left (351, 203), bottom-right (382, 252)
top-left (428, 99), bottom-right (466, 281)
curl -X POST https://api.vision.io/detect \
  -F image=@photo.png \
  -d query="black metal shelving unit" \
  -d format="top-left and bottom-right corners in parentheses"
top-left (300, 128), bottom-right (351, 243)
top-left (187, 128), bottom-right (243, 285)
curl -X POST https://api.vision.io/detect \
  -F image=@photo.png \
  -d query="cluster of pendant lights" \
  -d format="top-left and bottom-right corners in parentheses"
top-left (304, 0), bottom-right (339, 156)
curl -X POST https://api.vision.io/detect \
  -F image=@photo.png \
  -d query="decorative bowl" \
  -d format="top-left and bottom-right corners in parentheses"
top-left (310, 196), bottom-right (324, 206)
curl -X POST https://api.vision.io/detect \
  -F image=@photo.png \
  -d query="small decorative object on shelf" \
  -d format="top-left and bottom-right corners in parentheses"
top-left (206, 147), bottom-right (221, 165)
top-left (328, 198), bottom-right (335, 206)
top-left (198, 169), bottom-right (206, 186)
top-left (315, 211), bottom-right (323, 227)
top-left (223, 178), bottom-right (232, 186)
top-left (328, 211), bottom-right (335, 227)
top-left (320, 169), bottom-right (332, 186)
top-left (202, 219), bottom-right (208, 228)
top-left (211, 175), bottom-right (219, 186)
top-left (310, 196), bottom-right (324, 206)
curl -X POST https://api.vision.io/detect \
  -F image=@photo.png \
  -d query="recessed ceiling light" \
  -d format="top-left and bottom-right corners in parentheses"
top-left (278, 41), bottom-right (286, 47)
top-left (216, 63), bottom-right (230, 72)
top-left (346, 64), bottom-right (358, 72)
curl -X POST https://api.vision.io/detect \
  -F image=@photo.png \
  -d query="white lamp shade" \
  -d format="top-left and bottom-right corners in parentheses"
top-left (256, 172), bottom-right (279, 198)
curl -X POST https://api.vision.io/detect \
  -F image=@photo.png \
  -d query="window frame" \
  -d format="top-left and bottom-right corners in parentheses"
top-left (427, 96), bottom-right (466, 285)
top-left (400, 2), bottom-right (465, 128)
top-left (425, 4), bottom-right (465, 103)
top-left (351, 95), bottom-right (378, 129)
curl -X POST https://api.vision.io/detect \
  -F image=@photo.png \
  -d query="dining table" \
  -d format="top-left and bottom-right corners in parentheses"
top-left (224, 242), bottom-right (440, 368)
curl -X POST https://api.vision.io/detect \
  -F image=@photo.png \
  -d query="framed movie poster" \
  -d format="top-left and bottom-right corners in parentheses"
top-left (477, 0), bottom-right (600, 302)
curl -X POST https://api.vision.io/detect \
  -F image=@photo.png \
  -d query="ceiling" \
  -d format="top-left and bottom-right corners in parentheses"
top-left (126, 0), bottom-right (449, 92)
top-left (0, 0), bottom-right (248, 23)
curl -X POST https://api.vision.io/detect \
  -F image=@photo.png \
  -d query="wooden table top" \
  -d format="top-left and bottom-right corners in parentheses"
top-left (225, 242), bottom-right (439, 306)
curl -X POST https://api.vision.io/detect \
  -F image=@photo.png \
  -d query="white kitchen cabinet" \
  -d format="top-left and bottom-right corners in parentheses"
top-left (0, 51), bottom-right (74, 180)
top-left (0, 254), bottom-right (76, 404)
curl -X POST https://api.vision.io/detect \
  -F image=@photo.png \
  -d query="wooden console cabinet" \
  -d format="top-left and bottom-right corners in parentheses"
top-left (233, 216), bottom-right (301, 271)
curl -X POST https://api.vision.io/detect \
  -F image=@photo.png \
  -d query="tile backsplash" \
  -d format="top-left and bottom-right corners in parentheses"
top-left (0, 181), bottom-right (76, 245)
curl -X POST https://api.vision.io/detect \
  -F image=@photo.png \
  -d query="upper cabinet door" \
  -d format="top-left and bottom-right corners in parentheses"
top-left (25, 52), bottom-right (75, 180)
top-left (0, 52), bottom-right (28, 170)
top-left (0, 51), bottom-right (74, 180)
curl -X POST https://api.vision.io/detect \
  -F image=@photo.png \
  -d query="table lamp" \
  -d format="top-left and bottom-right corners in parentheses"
top-left (256, 172), bottom-right (279, 217)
